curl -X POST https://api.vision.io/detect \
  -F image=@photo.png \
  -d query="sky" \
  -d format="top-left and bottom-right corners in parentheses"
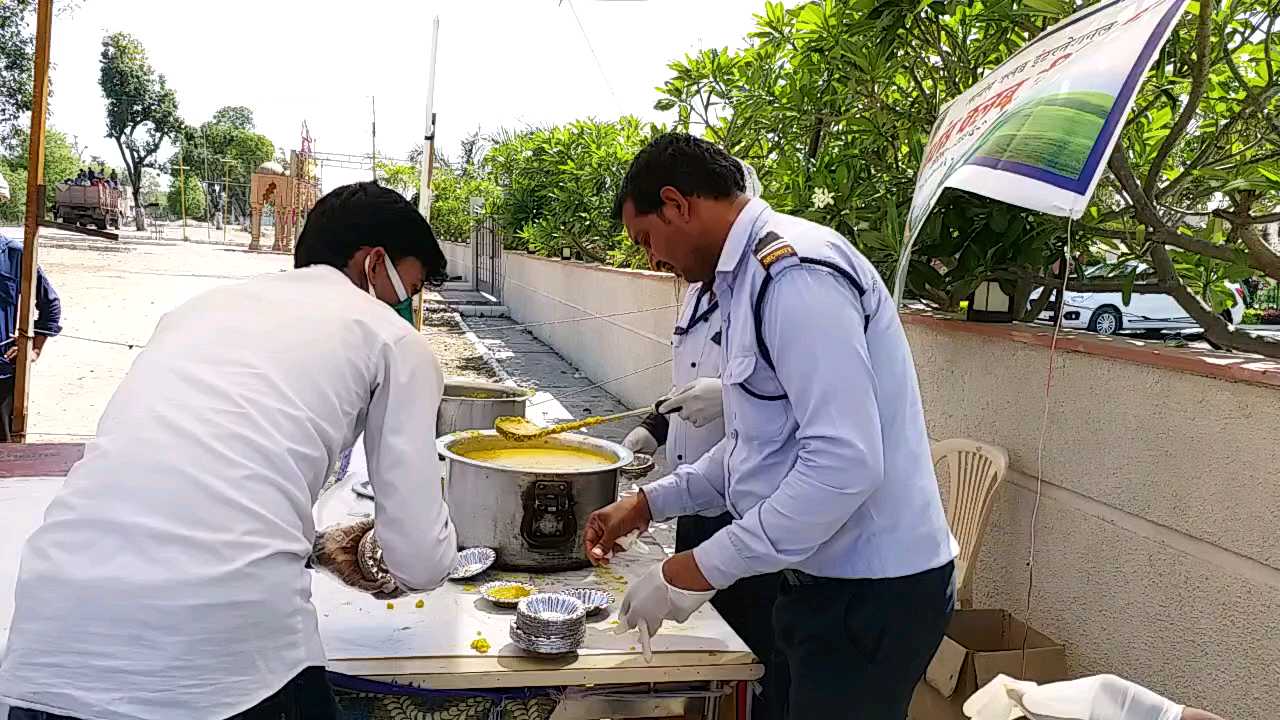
top-left (41, 0), bottom-right (768, 191)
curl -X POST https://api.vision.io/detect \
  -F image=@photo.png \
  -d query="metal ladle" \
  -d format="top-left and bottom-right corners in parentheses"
top-left (494, 407), bottom-right (655, 442)
top-left (494, 396), bottom-right (679, 442)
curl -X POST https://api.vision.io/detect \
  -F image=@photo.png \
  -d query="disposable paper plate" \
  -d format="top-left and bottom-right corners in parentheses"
top-left (620, 453), bottom-right (655, 480)
top-left (561, 587), bottom-right (613, 614)
top-left (356, 530), bottom-right (384, 581)
top-left (515, 593), bottom-right (587, 639)
top-left (479, 580), bottom-right (536, 608)
top-left (509, 621), bottom-right (584, 655)
top-left (449, 547), bottom-right (496, 581)
top-left (517, 592), bottom-right (587, 623)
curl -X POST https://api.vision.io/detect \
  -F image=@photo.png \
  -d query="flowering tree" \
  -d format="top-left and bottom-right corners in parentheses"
top-left (657, 0), bottom-right (1280, 356)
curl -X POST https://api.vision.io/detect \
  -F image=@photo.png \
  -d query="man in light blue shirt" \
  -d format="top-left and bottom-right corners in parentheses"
top-left (585, 133), bottom-right (956, 719)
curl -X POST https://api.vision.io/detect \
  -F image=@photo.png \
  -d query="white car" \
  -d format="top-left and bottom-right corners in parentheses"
top-left (1035, 276), bottom-right (1245, 336)
top-left (0, 171), bottom-right (10, 203)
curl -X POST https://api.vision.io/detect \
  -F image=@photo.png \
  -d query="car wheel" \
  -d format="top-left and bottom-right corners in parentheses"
top-left (1088, 306), bottom-right (1122, 336)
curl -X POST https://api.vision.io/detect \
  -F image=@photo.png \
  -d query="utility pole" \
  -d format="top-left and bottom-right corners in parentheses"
top-left (371, 96), bottom-right (377, 182)
top-left (418, 15), bottom-right (440, 220)
top-left (222, 158), bottom-right (231, 244)
top-left (178, 140), bottom-right (188, 240)
top-left (12, 0), bottom-right (53, 442)
top-left (413, 16), bottom-right (441, 331)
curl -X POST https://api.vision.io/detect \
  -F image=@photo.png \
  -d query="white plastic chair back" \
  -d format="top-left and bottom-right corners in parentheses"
top-left (931, 438), bottom-right (1009, 608)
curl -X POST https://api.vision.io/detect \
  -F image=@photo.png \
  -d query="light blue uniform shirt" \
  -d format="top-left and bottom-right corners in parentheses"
top-left (644, 199), bottom-right (957, 589)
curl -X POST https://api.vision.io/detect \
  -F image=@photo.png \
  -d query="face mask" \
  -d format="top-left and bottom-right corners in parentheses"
top-left (392, 297), bottom-right (415, 325)
top-left (365, 250), bottom-right (414, 325)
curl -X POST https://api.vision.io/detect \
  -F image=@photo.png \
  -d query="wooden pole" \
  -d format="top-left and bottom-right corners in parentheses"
top-left (11, 0), bottom-right (54, 443)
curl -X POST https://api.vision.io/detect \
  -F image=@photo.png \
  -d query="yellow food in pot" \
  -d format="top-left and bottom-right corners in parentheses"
top-left (460, 446), bottom-right (614, 472)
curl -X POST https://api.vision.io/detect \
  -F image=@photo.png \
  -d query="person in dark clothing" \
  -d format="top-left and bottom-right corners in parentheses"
top-left (0, 234), bottom-right (62, 442)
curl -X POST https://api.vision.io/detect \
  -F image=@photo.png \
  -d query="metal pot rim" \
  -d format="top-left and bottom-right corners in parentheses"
top-left (442, 378), bottom-right (535, 402)
top-left (437, 430), bottom-right (634, 475)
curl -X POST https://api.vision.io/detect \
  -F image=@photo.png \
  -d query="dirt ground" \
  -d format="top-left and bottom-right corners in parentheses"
top-left (1, 222), bottom-right (494, 442)
top-left (1, 223), bottom-right (292, 441)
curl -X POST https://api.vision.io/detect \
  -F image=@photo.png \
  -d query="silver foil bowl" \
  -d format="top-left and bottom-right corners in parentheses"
top-left (479, 580), bottom-right (536, 609)
top-left (509, 620), bottom-right (585, 655)
top-left (356, 530), bottom-right (384, 582)
top-left (515, 593), bottom-right (587, 638)
top-left (620, 452), bottom-right (655, 480)
top-left (449, 547), bottom-right (497, 581)
top-left (560, 587), bottom-right (613, 615)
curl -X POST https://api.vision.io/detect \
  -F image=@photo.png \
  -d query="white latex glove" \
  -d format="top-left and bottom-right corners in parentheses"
top-left (966, 674), bottom-right (1183, 720)
top-left (623, 426), bottom-right (659, 455)
top-left (656, 378), bottom-right (724, 428)
top-left (617, 561), bottom-right (716, 639)
top-left (965, 674), bottom-right (1040, 720)
top-left (1014, 675), bottom-right (1183, 720)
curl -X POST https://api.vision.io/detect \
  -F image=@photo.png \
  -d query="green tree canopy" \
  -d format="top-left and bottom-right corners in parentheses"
top-left (655, 0), bottom-right (1280, 356)
top-left (100, 31), bottom-right (182, 230)
top-left (171, 106), bottom-right (274, 227)
top-left (0, 0), bottom-right (35, 147)
top-left (486, 117), bottom-right (654, 266)
top-left (167, 172), bottom-right (206, 220)
top-left (375, 160), bottom-right (419, 197)
top-left (1, 127), bottom-right (84, 222)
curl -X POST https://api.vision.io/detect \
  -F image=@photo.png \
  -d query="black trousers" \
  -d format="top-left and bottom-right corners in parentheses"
top-left (1, 375), bottom-right (13, 443)
top-left (676, 513), bottom-right (779, 720)
top-left (7, 666), bottom-right (339, 720)
top-left (770, 562), bottom-right (955, 720)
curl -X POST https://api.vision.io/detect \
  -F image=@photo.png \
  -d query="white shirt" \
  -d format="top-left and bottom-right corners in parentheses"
top-left (0, 265), bottom-right (457, 720)
top-left (666, 283), bottom-right (724, 478)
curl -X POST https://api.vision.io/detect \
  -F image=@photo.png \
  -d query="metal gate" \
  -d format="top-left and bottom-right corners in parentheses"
top-left (472, 217), bottom-right (503, 301)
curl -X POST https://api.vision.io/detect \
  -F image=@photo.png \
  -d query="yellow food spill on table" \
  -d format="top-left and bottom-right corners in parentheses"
top-left (470, 637), bottom-right (491, 654)
top-left (462, 584), bottom-right (477, 593)
top-left (385, 602), bottom-right (394, 610)
top-left (592, 566), bottom-right (630, 595)
top-left (487, 585), bottom-right (532, 601)
top-left (415, 599), bottom-right (425, 608)
top-left (460, 445), bottom-right (615, 472)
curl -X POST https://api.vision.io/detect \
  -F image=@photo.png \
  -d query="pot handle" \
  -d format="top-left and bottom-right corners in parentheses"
top-left (520, 480), bottom-right (577, 550)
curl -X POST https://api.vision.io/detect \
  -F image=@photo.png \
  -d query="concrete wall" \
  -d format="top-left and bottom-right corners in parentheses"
top-left (501, 251), bottom-right (684, 408)
top-left (906, 318), bottom-right (1280, 719)
top-left (440, 241), bottom-right (472, 284)
top-left (466, 247), bottom-right (1279, 718)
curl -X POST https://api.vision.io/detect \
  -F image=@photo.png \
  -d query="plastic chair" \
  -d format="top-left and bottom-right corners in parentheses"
top-left (931, 438), bottom-right (1009, 609)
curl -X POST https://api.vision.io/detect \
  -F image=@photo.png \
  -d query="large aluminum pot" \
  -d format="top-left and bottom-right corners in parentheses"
top-left (438, 430), bottom-right (632, 571)
top-left (437, 379), bottom-right (532, 437)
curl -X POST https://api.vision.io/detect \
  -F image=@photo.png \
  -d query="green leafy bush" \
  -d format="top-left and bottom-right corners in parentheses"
top-left (485, 117), bottom-right (655, 268)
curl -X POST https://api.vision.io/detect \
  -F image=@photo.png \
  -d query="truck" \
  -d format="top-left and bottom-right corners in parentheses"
top-left (54, 184), bottom-right (130, 230)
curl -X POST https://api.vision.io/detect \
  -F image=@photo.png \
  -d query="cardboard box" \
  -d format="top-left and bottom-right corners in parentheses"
top-left (908, 609), bottom-right (1067, 720)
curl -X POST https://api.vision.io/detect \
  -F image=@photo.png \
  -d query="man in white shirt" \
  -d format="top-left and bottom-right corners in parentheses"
top-left (0, 181), bottom-right (457, 720)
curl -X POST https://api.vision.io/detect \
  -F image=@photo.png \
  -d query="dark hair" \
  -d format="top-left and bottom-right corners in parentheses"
top-left (612, 133), bottom-right (745, 220)
top-left (294, 181), bottom-right (447, 285)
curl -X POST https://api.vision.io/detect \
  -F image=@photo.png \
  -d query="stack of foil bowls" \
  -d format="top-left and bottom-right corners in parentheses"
top-left (510, 593), bottom-right (587, 655)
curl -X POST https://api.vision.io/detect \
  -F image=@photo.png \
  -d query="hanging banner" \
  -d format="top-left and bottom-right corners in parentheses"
top-left (893, 0), bottom-right (1191, 302)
